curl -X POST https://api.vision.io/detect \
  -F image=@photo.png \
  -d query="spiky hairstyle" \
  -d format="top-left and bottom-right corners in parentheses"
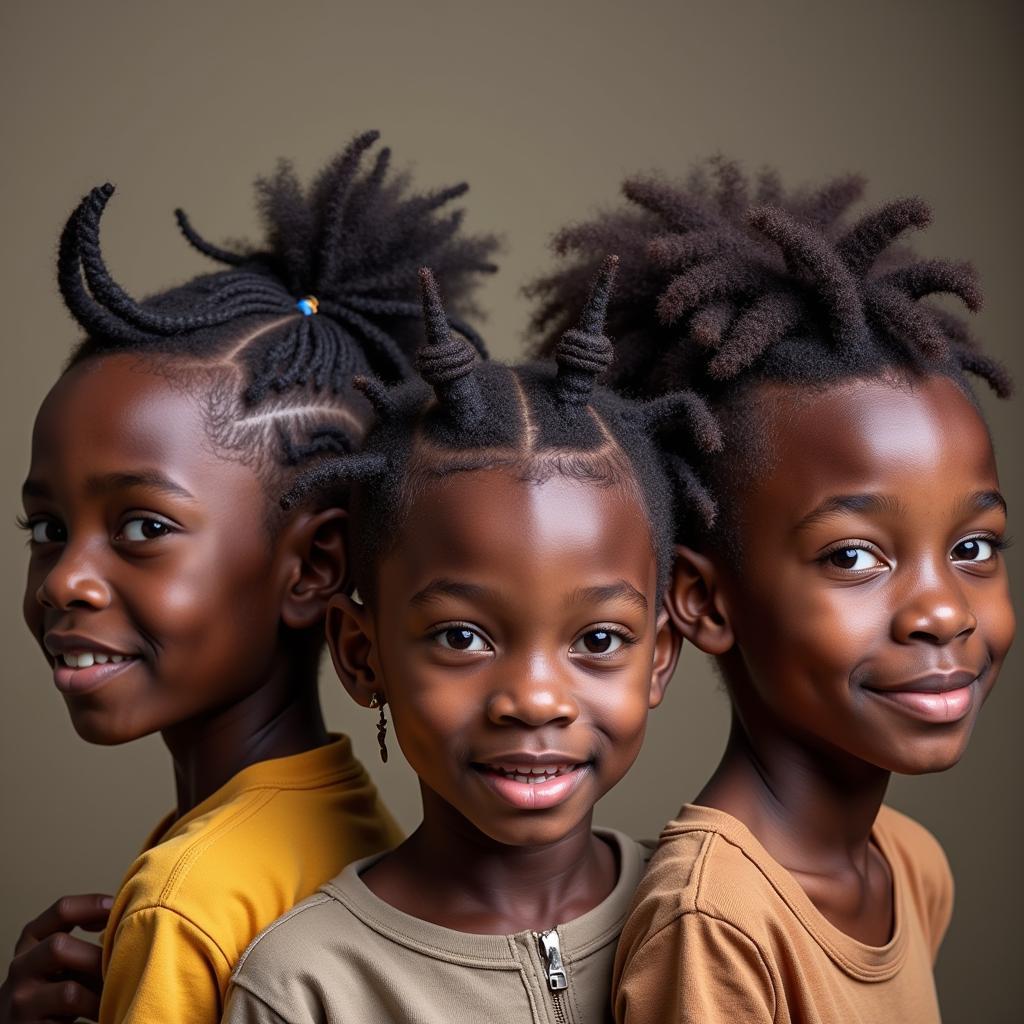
top-left (529, 159), bottom-right (1013, 548)
top-left (285, 257), bottom-right (723, 598)
top-left (57, 131), bottom-right (499, 516)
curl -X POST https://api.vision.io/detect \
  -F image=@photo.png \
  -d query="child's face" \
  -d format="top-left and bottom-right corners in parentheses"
top-left (337, 468), bottom-right (676, 847)
top-left (714, 374), bottom-right (1014, 775)
top-left (21, 354), bottom-right (301, 745)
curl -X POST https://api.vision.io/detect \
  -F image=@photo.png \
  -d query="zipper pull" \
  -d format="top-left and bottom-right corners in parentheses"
top-left (537, 929), bottom-right (568, 991)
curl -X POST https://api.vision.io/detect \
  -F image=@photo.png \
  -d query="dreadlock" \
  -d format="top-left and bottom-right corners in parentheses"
top-left (284, 256), bottom-right (723, 599)
top-left (57, 130), bottom-right (499, 518)
top-left (529, 157), bottom-right (1012, 550)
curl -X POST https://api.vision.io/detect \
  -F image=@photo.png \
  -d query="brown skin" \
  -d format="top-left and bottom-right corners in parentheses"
top-left (7, 353), bottom-right (346, 1021)
top-left (670, 375), bottom-right (1014, 945)
top-left (330, 468), bottom-right (680, 933)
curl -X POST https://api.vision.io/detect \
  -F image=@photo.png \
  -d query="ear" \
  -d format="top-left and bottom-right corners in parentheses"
top-left (647, 607), bottom-right (682, 710)
top-left (278, 508), bottom-right (349, 631)
top-left (665, 544), bottom-right (734, 656)
top-left (326, 593), bottom-right (380, 708)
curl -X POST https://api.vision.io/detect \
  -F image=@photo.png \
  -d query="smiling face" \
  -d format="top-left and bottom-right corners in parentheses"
top-left (21, 354), bottom-right (303, 745)
top-left (710, 374), bottom-right (1014, 775)
top-left (331, 467), bottom-right (678, 847)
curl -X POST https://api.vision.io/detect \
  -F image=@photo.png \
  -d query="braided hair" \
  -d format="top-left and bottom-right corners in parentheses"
top-left (284, 257), bottom-right (723, 599)
top-left (529, 158), bottom-right (1012, 549)
top-left (57, 131), bottom-right (499, 517)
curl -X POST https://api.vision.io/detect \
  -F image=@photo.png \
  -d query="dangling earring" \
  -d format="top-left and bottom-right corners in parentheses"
top-left (369, 692), bottom-right (389, 763)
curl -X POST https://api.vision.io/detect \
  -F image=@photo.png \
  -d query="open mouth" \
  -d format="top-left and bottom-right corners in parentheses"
top-left (472, 761), bottom-right (591, 810)
top-left (52, 651), bottom-right (139, 695)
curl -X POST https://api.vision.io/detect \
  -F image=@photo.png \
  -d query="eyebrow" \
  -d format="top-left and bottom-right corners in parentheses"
top-left (22, 471), bottom-right (196, 503)
top-left (795, 493), bottom-right (905, 532)
top-left (410, 579), bottom-right (494, 608)
top-left (569, 581), bottom-right (648, 613)
top-left (955, 489), bottom-right (1008, 518)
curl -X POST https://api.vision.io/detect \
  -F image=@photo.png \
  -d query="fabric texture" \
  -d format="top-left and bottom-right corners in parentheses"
top-left (223, 829), bottom-right (650, 1024)
top-left (99, 736), bottom-right (402, 1024)
top-left (613, 803), bottom-right (953, 1024)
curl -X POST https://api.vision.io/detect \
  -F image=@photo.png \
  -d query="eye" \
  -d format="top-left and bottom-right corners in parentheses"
top-left (118, 518), bottom-right (174, 542)
top-left (26, 519), bottom-right (67, 544)
top-left (951, 537), bottom-right (994, 563)
top-left (570, 629), bottom-right (626, 656)
top-left (826, 547), bottom-right (884, 572)
top-left (435, 627), bottom-right (489, 652)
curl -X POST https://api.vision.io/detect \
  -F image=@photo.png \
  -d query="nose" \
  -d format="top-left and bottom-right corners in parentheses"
top-left (891, 564), bottom-right (977, 646)
top-left (36, 543), bottom-right (112, 612)
top-left (486, 652), bottom-right (580, 728)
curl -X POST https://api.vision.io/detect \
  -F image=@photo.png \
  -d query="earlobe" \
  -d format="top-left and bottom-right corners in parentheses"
top-left (666, 544), bottom-right (735, 656)
top-left (280, 509), bottom-right (349, 631)
top-left (648, 609), bottom-right (682, 709)
top-left (326, 593), bottom-right (379, 707)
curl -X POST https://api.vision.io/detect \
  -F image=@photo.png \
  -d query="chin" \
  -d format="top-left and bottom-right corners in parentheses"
top-left (67, 708), bottom-right (147, 746)
top-left (878, 736), bottom-right (974, 776)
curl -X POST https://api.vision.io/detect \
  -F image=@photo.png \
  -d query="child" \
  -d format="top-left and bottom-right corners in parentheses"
top-left (221, 259), bottom-right (719, 1023)
top-left (530, 164), bottom-right (1015, 1023)
top-left (4, 132), bottom-right (497, 1024)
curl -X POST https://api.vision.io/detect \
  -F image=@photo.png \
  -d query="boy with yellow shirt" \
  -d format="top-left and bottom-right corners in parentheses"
top-left (532, 164), bottom-right (1015, 1022)
top-left (2, 132), bottom-right (496, 1023)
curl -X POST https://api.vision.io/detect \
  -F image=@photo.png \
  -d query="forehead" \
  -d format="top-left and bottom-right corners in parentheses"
top-left (29, 354), bottom-right (261, 499)
top-left (379, 468), bottom-right (658, 597)
top-left (752, 375), bottom-right (999, 514)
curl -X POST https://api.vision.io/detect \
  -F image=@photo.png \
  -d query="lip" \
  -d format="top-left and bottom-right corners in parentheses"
top-left (44, 633), bottom-right (140, 696)
top-left (44, 633), bottom-right (136, 659)
top-left (471, 752), bottom-right (592, 812)
top-left (875, 670), bottom-right (979, 694)
top-left (864, 669), bottom-right (982, 724)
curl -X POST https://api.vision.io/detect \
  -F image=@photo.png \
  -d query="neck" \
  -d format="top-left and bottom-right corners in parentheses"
top-left (698, 707), bottom-right (890, 876)
top-left (162, 644), bottom-right (330, 817)
top-left (369, 785), bottom-right (617, 934)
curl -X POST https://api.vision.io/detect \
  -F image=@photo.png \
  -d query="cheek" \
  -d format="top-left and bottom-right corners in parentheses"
top-left (978, 574), bottom-right (1016, 667)
top-left (737, 573), bottom-right (889, 693)
top-left (581, 668), bottom-right (653, 758)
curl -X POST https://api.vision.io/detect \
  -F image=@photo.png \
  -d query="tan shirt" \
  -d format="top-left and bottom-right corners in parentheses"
top-left (224, 829), bottom-right (649, 1024)
top-left (613, 804), bottom-right (953, 1024)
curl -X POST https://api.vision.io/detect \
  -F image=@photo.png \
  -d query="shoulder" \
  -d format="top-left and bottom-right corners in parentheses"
top-left (228, 888), bottom-right (366, 1017)
top-left (614, 813), bottom-right (779, 1021)
top-left (629, 810), bottom-right (780, 935)
top-left (113, 780), bottom-right (390, 965)
top-left (875, 805), bottom-right (954, 950)
top-left (875, 805), bottom-right (950, 878)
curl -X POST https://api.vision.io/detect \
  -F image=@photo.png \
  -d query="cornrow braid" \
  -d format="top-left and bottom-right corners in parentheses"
top-left (56, 131), bottom-right (499, 516)
top-left (285, 256), bottom-right (723, 599)
top-left (529, 158), bottom-right (1013, 549)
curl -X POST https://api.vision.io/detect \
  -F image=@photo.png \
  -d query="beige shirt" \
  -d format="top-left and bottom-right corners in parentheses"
top-left (613, 804), bottom-right (953, 1024)
top-left (224, 829), bottom-right (649, 1024)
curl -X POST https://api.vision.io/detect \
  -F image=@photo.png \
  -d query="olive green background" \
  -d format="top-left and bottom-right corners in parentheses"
top-left (1, 1), bottom-right (1020, 1019)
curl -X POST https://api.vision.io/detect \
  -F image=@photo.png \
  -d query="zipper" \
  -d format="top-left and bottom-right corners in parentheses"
top-left (535, 928), bottom-right (568, 1024)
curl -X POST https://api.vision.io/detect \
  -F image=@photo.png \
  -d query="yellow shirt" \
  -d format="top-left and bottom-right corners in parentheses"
top-left (99, 736), bottom-right (402, 1024)
top-left (614, 804), bottom-right (953, 1024)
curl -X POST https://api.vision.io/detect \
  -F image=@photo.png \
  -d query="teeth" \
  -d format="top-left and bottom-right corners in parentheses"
top-left (489, 763), bottom-right (576, 784)
top-left (61, 652), bottom-right (130, 669)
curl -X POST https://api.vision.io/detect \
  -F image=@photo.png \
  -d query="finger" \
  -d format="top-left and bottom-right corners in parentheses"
top-left (11, 978), bottom-right (100, 1021)
top-left (9, 932), bottom-right (103, 983)
top-left (14, 895), bottom-right (113, 955)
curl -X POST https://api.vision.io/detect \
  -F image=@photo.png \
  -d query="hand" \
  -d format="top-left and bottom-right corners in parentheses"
top-left (0, 894), bottom-right (112, 1023)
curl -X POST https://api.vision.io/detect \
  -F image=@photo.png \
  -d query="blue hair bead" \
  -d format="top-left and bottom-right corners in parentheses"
top-left (296, 295), bottom-right (319, 316)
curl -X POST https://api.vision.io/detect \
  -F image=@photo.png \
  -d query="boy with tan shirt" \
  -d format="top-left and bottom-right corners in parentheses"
top-left (532, 165), bottom-right (1015, 1022)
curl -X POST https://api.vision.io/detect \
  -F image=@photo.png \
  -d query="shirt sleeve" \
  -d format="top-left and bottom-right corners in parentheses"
top-left (100, 905), bottom-right (232, 1024)
top-left (222, 982), bottom-right (293, 1024)
top-left (615, 912), bottom-right (777, 1024)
